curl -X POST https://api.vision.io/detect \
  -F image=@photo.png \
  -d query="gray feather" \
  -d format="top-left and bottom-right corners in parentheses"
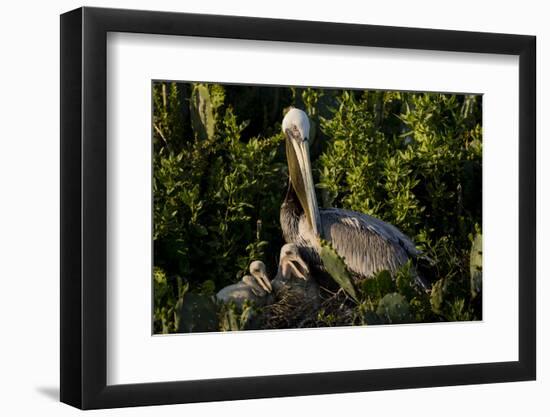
top-left (320, 208), bottom-right (420, 278)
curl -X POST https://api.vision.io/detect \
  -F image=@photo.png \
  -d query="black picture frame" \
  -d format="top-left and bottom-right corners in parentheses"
top-left (60, 6), bottom-right (536, 410)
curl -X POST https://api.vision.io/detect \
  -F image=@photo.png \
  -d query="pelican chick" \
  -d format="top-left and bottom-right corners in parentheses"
top-left (272, 243), bottom-right (320, 307)
top-left (264, 244), bottom-right (320, 329)
top-left (216, 261), bottom-right (272, 307)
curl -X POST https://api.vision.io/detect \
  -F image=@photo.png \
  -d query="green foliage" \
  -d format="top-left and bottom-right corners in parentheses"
top-left (152, 82), bottom-right (287, 330)
top-left (318, 92), bottom-right (481, 241)
top-left (318, 90), bottom-right (482, 324)
top-left (430, 278), bottom-right (446, 315)
top-left (152, 82), bottom-right (482, 332)
top-left (395, 259), bottom-right (418, 300)
top-left (219, 302), bottom-right (257, 331)
top-left (356, 263), bottom-right (434, 325)
top-left (153, 267), bottom-right (188, 334)
top-left (359, 269), bottom-right (393, 300)
top-left (178, 292), bottom-right (218, 333)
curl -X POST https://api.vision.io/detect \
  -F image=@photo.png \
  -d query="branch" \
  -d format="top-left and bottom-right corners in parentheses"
top-left (153, 123), bottom-right (168, 145)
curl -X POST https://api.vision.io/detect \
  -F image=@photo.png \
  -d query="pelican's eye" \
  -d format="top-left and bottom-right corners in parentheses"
top-left (287, 124), bottom-right (303, 142)
top-left (285, 251), bottom-right (292, 256)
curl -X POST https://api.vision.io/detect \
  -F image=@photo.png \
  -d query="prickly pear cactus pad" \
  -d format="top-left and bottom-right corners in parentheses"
top-left (189, 84), bottom-right (224, 141)
top-left (319, 239), bottom-right (358, 301)
top-left (470, 233), bottom-right (483, 299)
top-left (376, 293), bottom-right (412, 324)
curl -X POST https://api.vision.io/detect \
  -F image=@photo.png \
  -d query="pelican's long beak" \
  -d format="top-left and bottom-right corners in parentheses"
top-left (255, 271), bottom-right (272, 293)
top-left (285, 130), bottom-right (321, 238)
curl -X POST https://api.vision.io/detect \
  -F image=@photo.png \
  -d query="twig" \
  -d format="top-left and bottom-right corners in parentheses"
top-left (153, 123), bottom-right (168, 145)
top-left (319, 285), bottom-right (337, 296)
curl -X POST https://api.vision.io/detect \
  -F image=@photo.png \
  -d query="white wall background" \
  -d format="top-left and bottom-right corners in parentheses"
top-left (0, 0), bottom-right (546, 415)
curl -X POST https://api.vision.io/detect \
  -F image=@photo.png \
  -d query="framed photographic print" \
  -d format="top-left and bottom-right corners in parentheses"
top-left (60, 6), bottom-right (536, 409)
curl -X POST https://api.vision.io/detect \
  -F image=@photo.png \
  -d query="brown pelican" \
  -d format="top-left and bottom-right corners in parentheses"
top-left (271, 243), bottom-right (320, 307)
top-left (280, 108), bottom-right (428, 288)
top-left (216, 261), bottom-right (272, 307)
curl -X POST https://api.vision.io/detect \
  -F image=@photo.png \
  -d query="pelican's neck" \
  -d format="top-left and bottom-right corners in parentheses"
top-left (284, 180), bottom-right (300, 211)
top-left (280, 181), bottom-right (302, 243)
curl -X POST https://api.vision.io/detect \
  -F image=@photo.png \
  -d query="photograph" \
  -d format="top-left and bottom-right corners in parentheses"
top-left (152, 81), bottom-right (483, 334)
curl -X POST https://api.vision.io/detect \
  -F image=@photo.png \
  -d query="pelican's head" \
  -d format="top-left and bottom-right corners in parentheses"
top-left (282, 108), bottom-right (321, 237)
top-left (278, 243), bottom-right (310, 281)
top-left (248, 260), bottom-right (272, 293)
top-left (282, 107), bottom-right (310, 142)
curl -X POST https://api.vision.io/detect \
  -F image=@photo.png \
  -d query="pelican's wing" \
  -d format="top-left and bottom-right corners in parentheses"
top-left (320, 208), bottom-right (421, 278)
